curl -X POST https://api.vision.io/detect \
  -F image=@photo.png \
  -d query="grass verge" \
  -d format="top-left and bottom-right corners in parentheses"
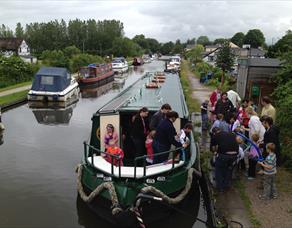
top-left (0, 90), bottom-right (28, 106)
top-left (0, 81), bottom-right (32, 93)
top-left (234, 179), bottom-right (261, 228)
top-left (180, 61), bottom-right (200, 112)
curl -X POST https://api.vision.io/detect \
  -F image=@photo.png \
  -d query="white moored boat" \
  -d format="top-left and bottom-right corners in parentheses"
top-left (28, 67), bottom-right (79, 102)
top-left (111, 57), bottom-right (129, 73)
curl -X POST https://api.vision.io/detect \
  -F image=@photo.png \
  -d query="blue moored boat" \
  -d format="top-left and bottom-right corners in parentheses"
top-left (28, 67), bottom-right (79, 102)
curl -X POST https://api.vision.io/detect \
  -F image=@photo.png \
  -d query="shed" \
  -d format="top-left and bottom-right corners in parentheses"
top-left (236, 58), bottom-right (281, 106)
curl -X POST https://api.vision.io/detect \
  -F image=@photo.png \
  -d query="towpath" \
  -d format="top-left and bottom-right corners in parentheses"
top-left (0, 85), bottom-right (31, 97)
top-left (185, 63), bottom-right (252, 227)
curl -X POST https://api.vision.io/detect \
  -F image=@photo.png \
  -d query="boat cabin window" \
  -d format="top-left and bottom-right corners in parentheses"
top-left (40, 76), bottom-right (54, 85)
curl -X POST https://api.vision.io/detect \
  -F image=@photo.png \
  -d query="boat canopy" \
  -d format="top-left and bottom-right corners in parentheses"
top-left (98, 72), bottom-right (189, 118)
top-left (31, 67), bottom-right (71, 92)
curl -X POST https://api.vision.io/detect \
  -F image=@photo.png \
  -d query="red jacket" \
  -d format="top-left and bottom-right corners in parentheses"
top-left (210, 91), bottom-right (218, 107)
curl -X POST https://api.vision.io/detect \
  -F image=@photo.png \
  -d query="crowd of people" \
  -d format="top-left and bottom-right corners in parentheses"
top-left (203, 87), bottom-right (279, 200)
top-left (103, 103), bottom-right (192, 166)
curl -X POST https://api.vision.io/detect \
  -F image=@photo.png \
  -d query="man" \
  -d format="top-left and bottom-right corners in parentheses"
top-left (215, 92), bottom-right (235, 121)
top-left (152, 111), bottom-right (187, 163)
top-left (227, 90), bottom-right (241, 110)
top-left (212, 127), bottom-right (239, 192)
top-left (261, 96), bottom-right (276, 122)
top-left (149, 103), bottom-right (172, 131)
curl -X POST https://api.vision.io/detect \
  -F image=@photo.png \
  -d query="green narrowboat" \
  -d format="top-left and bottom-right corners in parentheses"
top-left (76, 72), bottom-right (201, 226)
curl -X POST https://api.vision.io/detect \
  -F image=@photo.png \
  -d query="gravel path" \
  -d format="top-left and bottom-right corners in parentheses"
top-left (0, 85), bottom-right (31, 97)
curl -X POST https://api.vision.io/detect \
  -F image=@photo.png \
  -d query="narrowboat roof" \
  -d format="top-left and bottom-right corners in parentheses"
top-left (98, 72), bottom-right (189, 118)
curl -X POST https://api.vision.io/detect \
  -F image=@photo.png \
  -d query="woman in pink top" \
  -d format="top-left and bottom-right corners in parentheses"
top-left (104, 124), bottom-right (119, 149)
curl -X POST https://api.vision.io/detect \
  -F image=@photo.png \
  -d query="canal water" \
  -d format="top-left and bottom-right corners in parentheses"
top-left (0, 61), bottom-right (210, 228)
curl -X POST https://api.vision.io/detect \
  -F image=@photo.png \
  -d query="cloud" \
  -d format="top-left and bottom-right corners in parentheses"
top-left (0, 0), bottom-right (291, 43)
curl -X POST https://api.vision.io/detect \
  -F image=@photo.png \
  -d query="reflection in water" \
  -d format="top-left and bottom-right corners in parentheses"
top-left (0, 130), bottom-right (3, 146)
top-left (28, 97), bottom-right (78, 125)
top-left (76, 195), bottom-right (116, 228)
top-left (75, 182), bottom-right (202, 228)
top-left (80, 82), bottom-right (113, 98)
top-left (112, 78), bottom-right (126, 91)
top-left (133, 65), bottom-right (145, 74)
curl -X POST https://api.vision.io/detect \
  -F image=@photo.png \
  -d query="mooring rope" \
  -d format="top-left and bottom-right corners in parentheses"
top-left (139, 168), bottom-right (196, 204)
top-left (76, 164), bottom-right (122, 215)
top-left (76, 164), bottom-right (201, 217)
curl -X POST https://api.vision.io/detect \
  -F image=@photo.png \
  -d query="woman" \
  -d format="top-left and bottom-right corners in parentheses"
top-left (130, 107), bottom-right (149, 159)
top-left (152, 111), bottom-right (187, 163)
top-left (245, 106), bottom-right (265, 142)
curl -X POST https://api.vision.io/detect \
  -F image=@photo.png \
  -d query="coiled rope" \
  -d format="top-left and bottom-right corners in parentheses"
top-left (139, 167), bottom-right (197, 205)
top-left (76, 164), bottom-right (122, 215)
top-left (76, 164), bottom-right (201, 215)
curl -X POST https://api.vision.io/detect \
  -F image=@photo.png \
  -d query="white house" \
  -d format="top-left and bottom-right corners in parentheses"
top-left (0, 38), bottom-right (37, 63)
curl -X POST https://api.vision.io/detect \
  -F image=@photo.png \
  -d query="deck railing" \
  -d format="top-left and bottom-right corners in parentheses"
top-left (83, 141), bottom-right (186, 179)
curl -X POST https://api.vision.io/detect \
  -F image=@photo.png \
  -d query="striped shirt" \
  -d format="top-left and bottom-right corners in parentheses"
top-left (263, 153), bottom-right (277, 175)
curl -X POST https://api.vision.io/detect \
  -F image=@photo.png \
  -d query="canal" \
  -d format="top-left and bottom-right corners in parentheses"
top-left (0, 61), bottom-right (211, 228)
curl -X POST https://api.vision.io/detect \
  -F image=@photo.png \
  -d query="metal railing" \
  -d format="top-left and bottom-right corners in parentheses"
top-left (84, 141), bottom-right (122, 178)
top-left (133, 147), bottom-right (184, 179)
top-left (83, 141), bottom-right (186, 179)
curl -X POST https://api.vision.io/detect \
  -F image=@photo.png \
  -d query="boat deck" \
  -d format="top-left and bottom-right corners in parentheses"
top-left (99, 72), bottom-right (188, 118)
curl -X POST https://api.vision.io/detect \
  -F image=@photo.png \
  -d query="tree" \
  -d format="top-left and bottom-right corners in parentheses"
top-left (230, 32), bottom-right (245, 47)
top-left (186, 38), bottom-right (196, 45)
top-left (272, 30), bottom-right (292, 56)
top-left (70, 53), bottom-right (103, 73)
top-left (243, 29), bottom-right (265, 48)
top-left (186, 44), bottom-right (204, 64)
top-left (63, 46), bottom-right (81, 58)
top-left (213, 38), bottom-right (227, 45)
top-left (0, 24), bottom-right (13, 37)
top-left (40, 50), bottom-right (69, 68)
top-left (197, 36), bottom-right (210, 46)
top-left (160, 42), bottom-right (174, 55)
top-left (215, 41), bottom-right (235, 86)
top-left (172, 39), bottom-right (183, 54)
top-left (0, 55), bottom-right (33, 87)
top-left (96, 20), bottom-right (124, 56)
top-left (15, 22), bottom-right (24, 38)
top-left (133, 34), bottom-right (149, 50)
top-left (273, 51), bottom-right (292, 167)
top-left (146, 38), bottom-right (160, 54)
top-left (112, 37), bottom-right (143, 57)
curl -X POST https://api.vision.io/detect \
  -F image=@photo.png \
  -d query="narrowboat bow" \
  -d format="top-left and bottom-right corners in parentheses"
top-left (76, 72), bottom-right (201, 226)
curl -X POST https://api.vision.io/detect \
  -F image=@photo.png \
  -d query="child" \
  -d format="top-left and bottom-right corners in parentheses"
top-left (104, 124), bottom-right (118, 149)
top-left (177, 123), bottom-right (193, 161)
top-left (257, 143), bottom-right (277, 200)
top-left (201, 100), bottom-right (209, 131)
top-left (229, 113), bottom-right (241, 132)
top-left (145, 132), bottom-right (154, 164)
top-left (247, 134), bottom-right (260, 180)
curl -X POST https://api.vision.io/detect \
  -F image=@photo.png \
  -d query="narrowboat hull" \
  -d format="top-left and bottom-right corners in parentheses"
top-left (78, 71), bottom-right (114, 87)
top-left (79, 164), bottom-right (200, 226)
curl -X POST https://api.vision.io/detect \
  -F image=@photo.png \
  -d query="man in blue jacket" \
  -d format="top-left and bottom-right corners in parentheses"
top-left (152, 111), bottom-right (187, 163)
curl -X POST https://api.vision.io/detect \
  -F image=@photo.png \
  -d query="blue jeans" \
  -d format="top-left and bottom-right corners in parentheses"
top-left (201, 113), bottom-right (208, 130)
top-left (152, 140), bottom-right (170, 164)
top-left (215, 154), bottom-right (237, 191)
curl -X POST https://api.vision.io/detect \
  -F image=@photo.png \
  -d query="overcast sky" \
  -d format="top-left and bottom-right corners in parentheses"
top-left (0, 0), bottom-right (291, 43)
